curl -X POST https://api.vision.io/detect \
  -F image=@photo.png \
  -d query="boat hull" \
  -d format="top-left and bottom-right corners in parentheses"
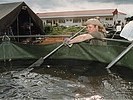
top-left (0, 39), bottom-right (133, 70)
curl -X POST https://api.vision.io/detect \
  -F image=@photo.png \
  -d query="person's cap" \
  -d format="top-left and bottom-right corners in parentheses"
top-left (83, 18), bottom-right (104, 28)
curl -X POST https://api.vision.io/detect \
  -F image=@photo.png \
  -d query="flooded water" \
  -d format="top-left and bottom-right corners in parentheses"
top-left (0, 64), bottom-right (133, 100)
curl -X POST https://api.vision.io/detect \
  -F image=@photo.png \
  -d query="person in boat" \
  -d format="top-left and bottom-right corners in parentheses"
top-left (64, 18), bottom-right (107, 46)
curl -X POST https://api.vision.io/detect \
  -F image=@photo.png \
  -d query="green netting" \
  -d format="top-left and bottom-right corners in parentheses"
top-left (14, 41), bottom-right (133, 70)
top-left (0, 40), bottom-right (133, 70)
top-left (0, 41), bottom-right (35, 60)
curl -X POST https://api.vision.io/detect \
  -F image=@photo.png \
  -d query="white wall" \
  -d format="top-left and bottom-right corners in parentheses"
top-left (42, 14), bottom-right (126, 28)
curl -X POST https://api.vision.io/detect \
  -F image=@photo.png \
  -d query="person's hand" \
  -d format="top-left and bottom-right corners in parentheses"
top-left (64, 38), bottom-right (71, 44)
top-left (64, 38), bottom-right (73, 47)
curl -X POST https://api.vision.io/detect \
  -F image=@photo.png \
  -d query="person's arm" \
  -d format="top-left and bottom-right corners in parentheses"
top-left (68, 34), bottom-right (94, 44)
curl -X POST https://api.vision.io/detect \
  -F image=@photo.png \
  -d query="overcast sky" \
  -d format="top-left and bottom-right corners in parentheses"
top-left (0, 0), bottom-right (133, 16)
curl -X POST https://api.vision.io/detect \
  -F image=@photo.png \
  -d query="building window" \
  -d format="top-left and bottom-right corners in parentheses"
top-left (66, 19), bottom-right (72, 22)
top-left (73, 18), bottom-right (81, 23)
top-left (106, 17), bottom-right (113, 20)
top-left (66, 19), bottom-right (69, 21)
top-left (59, 19), bottom-right (65, 23)
top-left (53, 20), bottom-right (56, 24)
top-left (82, 18), bottom-right (88, 22)
top-left (46, 20), bottom-right (52, 23)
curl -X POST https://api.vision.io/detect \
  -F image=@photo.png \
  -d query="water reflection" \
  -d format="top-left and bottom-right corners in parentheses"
top-left (0, 65), bottom-right (133, 100)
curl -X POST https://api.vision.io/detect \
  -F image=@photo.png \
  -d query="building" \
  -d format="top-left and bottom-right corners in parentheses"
top-left (0, 2), bottom-right (44, 36)
top-left (37, 9), bottom-right (127, 28)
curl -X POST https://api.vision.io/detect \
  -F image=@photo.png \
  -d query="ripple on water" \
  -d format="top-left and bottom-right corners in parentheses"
top-left (0, 65), bottom-right (133, 100)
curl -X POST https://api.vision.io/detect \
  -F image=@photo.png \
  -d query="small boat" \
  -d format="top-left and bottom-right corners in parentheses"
top-left (1, 2), bottom-right (132, 70)
top-left (0, 35), bottom-right (133, 70)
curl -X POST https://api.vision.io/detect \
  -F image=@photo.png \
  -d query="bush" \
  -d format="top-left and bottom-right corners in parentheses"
top-left (43, 25), bottom-right (53, 34)
top-left (44, 26), bottom-right (85, 35)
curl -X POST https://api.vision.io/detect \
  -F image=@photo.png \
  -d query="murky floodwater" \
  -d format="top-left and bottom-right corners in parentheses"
top-left (0, 64), bottom-right (133, 100)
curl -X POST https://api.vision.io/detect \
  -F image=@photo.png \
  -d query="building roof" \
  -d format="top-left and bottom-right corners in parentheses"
top-left (37, 9), bottom-right (127, 18)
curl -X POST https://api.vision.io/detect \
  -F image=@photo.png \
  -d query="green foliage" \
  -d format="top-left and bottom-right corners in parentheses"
top-left (43, 25), bottom-right (53, 34)
top-left (51, 26), bottom-right (65, 35)
top-left (44, 25), bottom-right (85, 35)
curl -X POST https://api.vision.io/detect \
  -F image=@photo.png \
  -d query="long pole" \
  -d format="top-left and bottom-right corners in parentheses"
top-left (29, 27), bottom-right (86, 68)
top-left (106, 42), bottom-right (133, 69)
